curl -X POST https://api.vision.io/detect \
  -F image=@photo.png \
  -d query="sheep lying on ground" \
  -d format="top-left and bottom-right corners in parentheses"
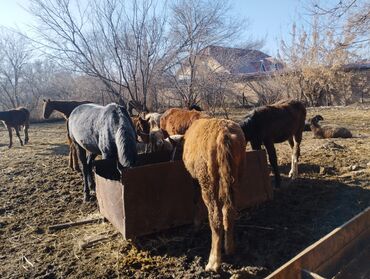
top-left (310, 115), bottom-right (352, 138)
top-left (303, 114), bottom-right (323, 131)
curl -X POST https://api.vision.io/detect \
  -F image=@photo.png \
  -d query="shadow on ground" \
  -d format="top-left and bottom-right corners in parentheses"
top-left (133, 178), bottom-right (370, 278)
top-left (47, 143), bottom-right (70, 156)
top-left (279, 163), bottom-right (321, 175)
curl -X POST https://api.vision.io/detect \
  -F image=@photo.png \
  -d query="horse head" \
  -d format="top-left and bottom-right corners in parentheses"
top-left (42, 99), bottom-right (53, 119)
top-left (239, 113), bottom-right (255, 142)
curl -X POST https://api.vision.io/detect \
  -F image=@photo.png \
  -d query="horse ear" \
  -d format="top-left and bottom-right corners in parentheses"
top-left (48, 99), bottom-right (50, 102)
top-left (138, 116), bottom-right (145, 123)
top-left (139, 116), bottom-right (148, 125)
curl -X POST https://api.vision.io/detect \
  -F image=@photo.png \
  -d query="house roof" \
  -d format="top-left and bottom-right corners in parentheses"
top-left (199, 45), bottom-right (283, 74)
top-left (343, 60), bottom-right (370, 71)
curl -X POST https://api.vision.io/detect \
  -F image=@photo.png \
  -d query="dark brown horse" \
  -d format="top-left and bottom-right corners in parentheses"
top-left (42, 99), bottom-right (91, 172)
top-left (43, 99), bottom-right (92, 119)
top-left (0, 107), bottom-right (30, 148)
top-left (239, 99), bottom-right (306, 188)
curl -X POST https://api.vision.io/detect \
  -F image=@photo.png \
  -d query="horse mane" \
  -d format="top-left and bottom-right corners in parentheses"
top-left (114, 105), bottom-right (137, 168)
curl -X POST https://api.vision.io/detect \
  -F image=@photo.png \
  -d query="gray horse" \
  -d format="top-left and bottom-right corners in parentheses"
top-left (68, 103), bottom-right (137, 201)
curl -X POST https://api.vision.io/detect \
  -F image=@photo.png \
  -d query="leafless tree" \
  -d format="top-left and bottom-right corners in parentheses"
top-left (166, 0), bottom-right (247, 107)
top-left (309, 0), bottom-right (370, 54)
top-left (28, 0), bottom-right (170, 110)
top-left (0, 29), bottom-right (33, 109)
top-left (277, 15), bottom-right (365, 106)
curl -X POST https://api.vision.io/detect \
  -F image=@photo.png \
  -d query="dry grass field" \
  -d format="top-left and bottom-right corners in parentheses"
top-left (1, 106), bottom-right (369, 278)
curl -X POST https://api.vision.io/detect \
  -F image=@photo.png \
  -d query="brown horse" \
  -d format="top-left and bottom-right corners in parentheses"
top-left (42, 99), bottom-right (92, 119)
top-left (160, 108), bottom-right (208, 137)
top-left (42, 99), bottom-right (92, 172)
top-left (183, 118), bottom-right (246, 272)
top-left (239, 99), bottom-right (306, 188)
top-left (0, 107), bottom-right (30, 148)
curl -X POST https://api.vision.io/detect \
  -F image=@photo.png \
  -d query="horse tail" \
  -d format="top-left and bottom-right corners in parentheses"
top-left (66, 120), bottom-right (72, 145)
top-left (115, 107), bottom-right (137, 168)
top-left (216, 128), bottom-right (235, 209)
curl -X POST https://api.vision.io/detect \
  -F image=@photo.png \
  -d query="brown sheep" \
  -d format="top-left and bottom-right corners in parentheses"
top-left (183, 118), bottom-right (246, 272)
top-left (160, 108), bottom-right (208, 137)
top-left (310, 115), bottom-right (352, 138)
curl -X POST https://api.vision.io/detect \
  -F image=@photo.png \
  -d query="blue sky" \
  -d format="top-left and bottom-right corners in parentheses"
top-left (0, 0), bottom-right (333, 56)
top-left (231, 0), bottom-right (306, 55)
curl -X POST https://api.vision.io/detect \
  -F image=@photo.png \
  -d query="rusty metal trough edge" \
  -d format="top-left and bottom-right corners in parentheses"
top-left (95, 150), bottom-right (273, 239)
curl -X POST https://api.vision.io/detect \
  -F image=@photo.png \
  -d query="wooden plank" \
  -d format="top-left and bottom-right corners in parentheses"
top-left (48, 217), bottom-right (105, 232)
top-left (266, 207), bottom-right (370, 279)
top-left (333, 244), bottom-right (370, 279)
top-left (302, 269), bottom-right (326, 279)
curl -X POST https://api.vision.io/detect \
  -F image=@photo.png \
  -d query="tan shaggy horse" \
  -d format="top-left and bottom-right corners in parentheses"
top-left (183, 118), bottom-right (246, 272)
top-left (160, 108), bottom-right (207, 137)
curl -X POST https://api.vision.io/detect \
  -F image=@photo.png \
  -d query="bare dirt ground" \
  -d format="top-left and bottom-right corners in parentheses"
top-left (1, 106), bottom-right (369, 279)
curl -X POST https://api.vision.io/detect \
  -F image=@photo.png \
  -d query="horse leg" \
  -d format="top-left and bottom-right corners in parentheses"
top-left (202, 189), bottom-right (223, 272)
top-left (7, 126), bottom-right (13, 148)
top-left (24, 122), bottom-right (29, 144)
top-left (289, 133), bottom-right (302, 179)
top-left (72, 144), bottom-right (81, 172)
top-left (223, 201), bottom-right (236, 256)
top-left (87, 153), bottom-right (97, 191)
top-left (69, 144), bottom-right (74, 170)
top-left (192, 179), bottom-right (203, 230)
top-left (288, 137), bottom-right (295, 178)
top-left (264, 141), bottom-right (281, 188)
top-left (75, 144), bottom-right (90, 202)
top-left (15, 126), bottom-right (24, 146)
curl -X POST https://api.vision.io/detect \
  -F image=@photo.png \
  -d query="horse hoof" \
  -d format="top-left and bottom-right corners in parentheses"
top-left (84, 195), bottom-right (91, 202)
top-left (205, 260), bottom-right (220, 272)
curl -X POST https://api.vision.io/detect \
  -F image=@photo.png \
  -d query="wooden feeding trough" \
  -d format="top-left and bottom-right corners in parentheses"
top-left (266, 207), bottom-right (370, 279)
top-left (94, 150), bottom-right (272, 239)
